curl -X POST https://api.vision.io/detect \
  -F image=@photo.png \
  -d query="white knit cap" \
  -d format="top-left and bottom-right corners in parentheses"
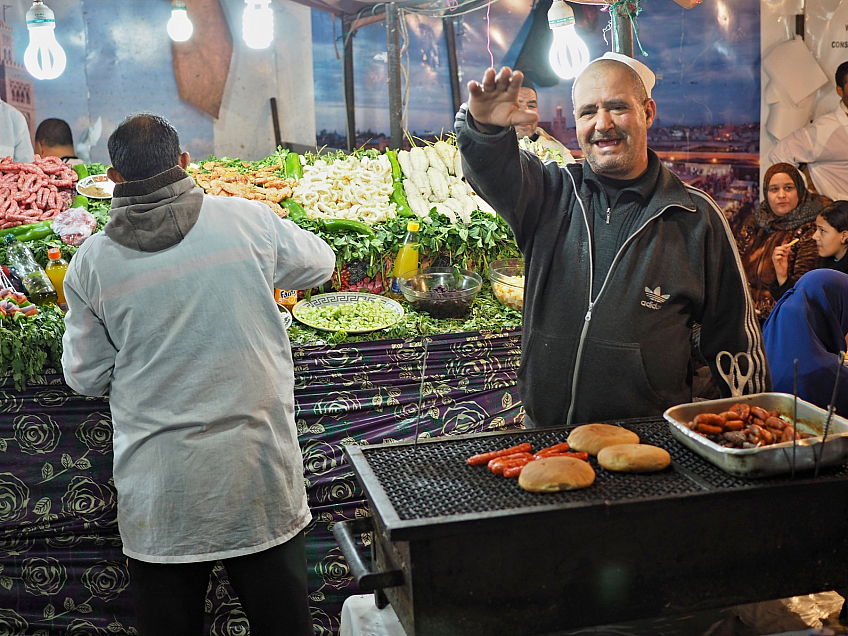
top-left (595, 51), bottom-right (656, 99)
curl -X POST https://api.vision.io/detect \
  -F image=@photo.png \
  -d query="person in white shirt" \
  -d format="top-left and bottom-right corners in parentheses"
top-left (0, 98), bottom-right (34, 162)
top-left (62, 113), bottom-right (335, 635)
top-left (769, 62), bottom-right (848, 202)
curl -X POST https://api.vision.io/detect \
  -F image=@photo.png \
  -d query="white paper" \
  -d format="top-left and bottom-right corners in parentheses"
top-left (767, 94), bottom-right (816, 140)
top-left (762, 38), bottom-right (829, 105)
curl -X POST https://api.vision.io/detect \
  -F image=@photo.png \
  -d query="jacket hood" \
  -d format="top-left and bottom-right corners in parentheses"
top-left (105, 166), bottom-right (203, 252)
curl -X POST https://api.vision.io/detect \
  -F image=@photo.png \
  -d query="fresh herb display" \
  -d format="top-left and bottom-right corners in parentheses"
top-left (2, 152), bottom-right (524, 388)
top-left (0, 304), bottom-right (65, 390)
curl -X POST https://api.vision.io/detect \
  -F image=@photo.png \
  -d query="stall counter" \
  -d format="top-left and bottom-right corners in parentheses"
top-left (0, 329), bottom-right (522, 635)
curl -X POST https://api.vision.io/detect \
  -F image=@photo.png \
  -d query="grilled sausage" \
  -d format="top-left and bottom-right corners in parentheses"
top-left (723, 419), bottom-right (745, 431)
top-left (696, 423), bottom-right (724, 436)
top-left (467, 443), bottom-right (532, 466)
top-left (750, 406), bottom-right (770, 422)
top-left (730, 403), bottom-right (751, 421)
top-left (695, 413), bottom-right (725, 427)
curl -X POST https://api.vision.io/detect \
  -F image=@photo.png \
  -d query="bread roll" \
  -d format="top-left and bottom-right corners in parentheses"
top-left (567, 423), bottom-right (640, 456)
top-left (518, 456), bottom-right (595, 492)
top-left (597, 443), bottom-right (671, 473)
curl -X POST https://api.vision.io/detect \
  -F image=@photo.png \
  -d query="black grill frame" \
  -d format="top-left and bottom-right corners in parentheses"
top-left (345, 417), bottom-right (848, 541)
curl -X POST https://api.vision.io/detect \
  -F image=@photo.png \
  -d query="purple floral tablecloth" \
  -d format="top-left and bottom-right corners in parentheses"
top-left (0, 329), bottom-right (522, 635)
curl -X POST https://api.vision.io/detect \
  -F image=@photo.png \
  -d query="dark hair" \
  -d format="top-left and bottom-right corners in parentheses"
top-left (35, 118), bottom-right (73, 147)
top-left (820, 200), bottom-right (848, 232)
top-left (837, 62), bottom-right (848, 89)
top-left (518, 75), bottom-right (536, 94)
top-left (107, 113), bottom-right (182, 181)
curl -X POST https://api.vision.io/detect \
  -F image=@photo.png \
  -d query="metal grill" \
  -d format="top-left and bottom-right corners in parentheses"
top-left (358, 418), bottom-right (848, 521)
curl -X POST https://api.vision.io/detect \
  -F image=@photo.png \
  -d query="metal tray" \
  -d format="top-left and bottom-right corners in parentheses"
top-left (664, 393), bottom-right (848, 478)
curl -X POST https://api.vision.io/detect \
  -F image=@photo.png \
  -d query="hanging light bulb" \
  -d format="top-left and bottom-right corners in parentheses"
top-left (167, 0), bottom-right (194, 42)
top-left (243, 0), bottom-right (274, 50)
top-left (24, 0), bottom-right (66, 81)
top-left (547, 0), bottom-right (590, 81)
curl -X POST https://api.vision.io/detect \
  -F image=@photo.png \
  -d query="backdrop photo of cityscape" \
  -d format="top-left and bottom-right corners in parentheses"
top-left (312, 0), bottom-right (760, 223)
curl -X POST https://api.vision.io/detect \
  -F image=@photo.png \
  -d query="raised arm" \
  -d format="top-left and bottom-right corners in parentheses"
top-left (467, 67), bottom-right (538, 134)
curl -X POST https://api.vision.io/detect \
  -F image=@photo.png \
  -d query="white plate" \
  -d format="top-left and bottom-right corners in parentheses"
top-left (76, 174), bottom-right (116, 199)
top-left (292, 292), bottom-right (404, 334)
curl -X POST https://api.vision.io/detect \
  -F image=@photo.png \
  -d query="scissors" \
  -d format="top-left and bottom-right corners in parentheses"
top-left (716, 351), bottom-right (754, 397)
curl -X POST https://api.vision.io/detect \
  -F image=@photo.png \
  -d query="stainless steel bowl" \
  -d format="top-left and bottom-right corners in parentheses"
top-left (664, 393), bottom-right (848, 478)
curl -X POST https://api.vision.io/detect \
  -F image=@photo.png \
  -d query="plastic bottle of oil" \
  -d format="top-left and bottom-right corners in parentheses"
top-left (45, 248), bottom-right (69, 311)
top-left (3, 234), bottom-right (57, 305)
top-left (390, 220), bottom-right (420, 296)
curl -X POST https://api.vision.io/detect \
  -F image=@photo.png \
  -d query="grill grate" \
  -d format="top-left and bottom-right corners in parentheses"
top-left (357, 419), bottom-right (848, 521)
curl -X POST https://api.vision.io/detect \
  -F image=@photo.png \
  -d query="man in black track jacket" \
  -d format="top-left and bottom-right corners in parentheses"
top-left (456, 54), bottom-right (770, 427)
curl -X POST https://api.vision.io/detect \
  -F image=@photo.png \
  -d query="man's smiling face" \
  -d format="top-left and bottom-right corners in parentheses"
top-left (573, 61), bottom-right (656, 180)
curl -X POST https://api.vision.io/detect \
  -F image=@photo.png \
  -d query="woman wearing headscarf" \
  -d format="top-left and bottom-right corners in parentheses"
top-left (737, 163), bottom-right (829, 320)
top-left (762, 269), bottom-right (848, 416)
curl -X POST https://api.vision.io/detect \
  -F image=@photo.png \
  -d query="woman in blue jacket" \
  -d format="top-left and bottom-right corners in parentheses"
top-left (763, 269), bottom-right (848, 415)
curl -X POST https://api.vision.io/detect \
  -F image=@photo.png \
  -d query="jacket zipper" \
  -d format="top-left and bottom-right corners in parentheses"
top-left (565, 191), bottom-right (695, 424)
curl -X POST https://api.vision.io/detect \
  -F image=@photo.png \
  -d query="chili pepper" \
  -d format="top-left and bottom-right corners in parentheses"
top-left (318, 219), bottom-right (376, 236)
top-left (72, 194), bottom-right (90, 210)
top-left (0, 220), bottom-right (52, 239)
top-left (386, 150), bottom-right (403, 182)
top-left (16, 222), bottom-right (54, 242)
top-left (281, 198), bottom-right (307, 223)
top-left (285, 152), bottom-right (303, 180)
top-left (391, 182), bottom-right (414, 217)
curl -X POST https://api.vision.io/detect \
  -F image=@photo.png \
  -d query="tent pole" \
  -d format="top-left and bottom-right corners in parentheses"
top-left (611, 3), bottom-right (634, 57)
top-left (343, 14), bottom-right (357, 152)
top-left (444, 17), bottom-right (462, 115)
top-left (386, 3), bottom-right (404, 149)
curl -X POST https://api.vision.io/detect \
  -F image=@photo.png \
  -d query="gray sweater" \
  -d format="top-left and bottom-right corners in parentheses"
top-left (456, 105), bottom-right (770, 426)
top-left (62, 169), bottom-right (335, 561)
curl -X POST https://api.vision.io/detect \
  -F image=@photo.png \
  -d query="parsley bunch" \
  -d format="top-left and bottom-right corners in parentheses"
top-left (0, 305), bottom-right (65, 390)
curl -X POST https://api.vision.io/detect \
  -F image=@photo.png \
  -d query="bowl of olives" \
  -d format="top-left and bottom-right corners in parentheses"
top-left (398, 267), bottom-right (482, 319)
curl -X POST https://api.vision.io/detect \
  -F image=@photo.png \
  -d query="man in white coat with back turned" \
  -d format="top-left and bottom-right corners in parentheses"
top-left (62, 113), bottom-right (335, 635)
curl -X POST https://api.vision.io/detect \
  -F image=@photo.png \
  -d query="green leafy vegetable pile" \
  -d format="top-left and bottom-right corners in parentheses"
top-left (2, 157), bottom-right (524, 388)
top-left (0, 305), bottom-right (65, 390)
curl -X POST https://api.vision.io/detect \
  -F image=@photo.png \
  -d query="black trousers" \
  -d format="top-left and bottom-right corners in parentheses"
top-left (127, 531), bottom-right (313, 636)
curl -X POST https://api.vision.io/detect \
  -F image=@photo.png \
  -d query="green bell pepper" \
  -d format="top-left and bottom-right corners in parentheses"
top-left (72, 194), bottom-right (89, 210)
top-left (72, 163), bottom-right (90, 180)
